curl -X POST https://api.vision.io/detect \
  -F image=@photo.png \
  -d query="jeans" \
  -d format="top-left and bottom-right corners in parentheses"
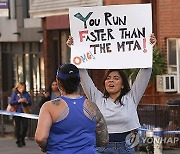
top-left (96, 141), bottom-right (135, 154)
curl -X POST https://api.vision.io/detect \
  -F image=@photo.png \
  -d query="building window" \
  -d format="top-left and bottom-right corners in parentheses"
top-left (167, 39), bottom-right (179, 74)
top-left (167, 38), bottom-right (180, 93)
top-left (8, 0), bottom-right (16, 19)
top-left (23, 0), bottom-right (30, 18)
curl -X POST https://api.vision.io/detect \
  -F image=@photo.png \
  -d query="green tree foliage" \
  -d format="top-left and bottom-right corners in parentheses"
top-left (151, 46), bottom-right (165, 82)
top-left (124, 46), bottom-right (165, 83)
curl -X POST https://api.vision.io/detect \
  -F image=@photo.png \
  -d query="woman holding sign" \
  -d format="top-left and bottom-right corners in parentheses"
top-left (66, 34), bottom-right (156, 154)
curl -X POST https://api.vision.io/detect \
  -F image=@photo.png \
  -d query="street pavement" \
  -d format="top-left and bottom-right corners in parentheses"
top-left (0, 136), bottom-right (41, 154)
top-left (0, 136), bottom-right (180, 154)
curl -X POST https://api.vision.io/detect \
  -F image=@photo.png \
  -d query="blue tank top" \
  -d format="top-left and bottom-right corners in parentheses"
top-left (46, 96), bottom-right (96, 154)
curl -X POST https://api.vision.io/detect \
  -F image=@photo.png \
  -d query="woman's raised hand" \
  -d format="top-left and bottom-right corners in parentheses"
top-left (66, 36), bottom-right (74, 48)
top-left (150, 33), bottom-right (157, 47)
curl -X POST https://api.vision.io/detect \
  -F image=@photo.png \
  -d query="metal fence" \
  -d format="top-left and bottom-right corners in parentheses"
top-left (138, 104), bottom-right (180, 149)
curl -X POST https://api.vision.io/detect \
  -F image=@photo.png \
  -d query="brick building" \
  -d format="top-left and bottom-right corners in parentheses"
top-left (30, 0), bottom-right (180, 104)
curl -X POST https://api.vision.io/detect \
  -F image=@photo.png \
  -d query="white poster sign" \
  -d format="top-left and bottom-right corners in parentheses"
top-left (69, 4), bottom-right (152, 69)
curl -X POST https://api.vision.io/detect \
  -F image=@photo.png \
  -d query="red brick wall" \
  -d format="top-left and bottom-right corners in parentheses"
top-left (156, 0), bottom-right (180, 64)
top-left (42, 18), bottom-right (58, 88)
top-left (46, 15), bottom-right (69, 30)
top-left (144, 0), bottom-right (180, 104)
top-left (104, 0), bottom-right (143, 5)
top-left (90, 70), bottom-right (106, 92)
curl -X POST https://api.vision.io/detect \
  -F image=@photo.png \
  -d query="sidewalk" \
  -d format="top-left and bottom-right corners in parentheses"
top-left (0, 136), bottom-right (41, 154)
top-left (0, 136), bottom-right (179, 154)
top-left (136, 149), bottom-right (180, 154)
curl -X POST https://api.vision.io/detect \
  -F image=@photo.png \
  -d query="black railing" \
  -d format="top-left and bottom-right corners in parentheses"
top-left (138, 104), bottom-right (180, 149)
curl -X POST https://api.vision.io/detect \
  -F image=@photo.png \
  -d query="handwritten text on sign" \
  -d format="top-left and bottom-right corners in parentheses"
top-left (69, 4), bottom-right (152, 69)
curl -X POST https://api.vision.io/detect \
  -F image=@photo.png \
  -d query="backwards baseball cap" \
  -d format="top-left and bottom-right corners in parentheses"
top-left (56, 63), bottom-right (80, 80)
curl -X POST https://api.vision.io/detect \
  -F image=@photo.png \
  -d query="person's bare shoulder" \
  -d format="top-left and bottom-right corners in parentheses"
top-left (40, 98), bottom-right (62, 113)
top-left (51, 98), bottom-right (62, 106)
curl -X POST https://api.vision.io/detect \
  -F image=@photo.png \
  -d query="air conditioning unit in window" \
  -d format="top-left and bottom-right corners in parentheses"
top-left (156, 75), bottom-right (177, 92)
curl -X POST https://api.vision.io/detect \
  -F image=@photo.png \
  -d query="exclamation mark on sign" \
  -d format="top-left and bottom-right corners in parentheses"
top-left (143, 38), bottom-right (147, 53)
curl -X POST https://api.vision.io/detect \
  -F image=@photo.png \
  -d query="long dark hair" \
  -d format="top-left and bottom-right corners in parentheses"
top-left (103, 69), bottom-right (130, 105)
top-left (46, 80), bottom-right (56, 94)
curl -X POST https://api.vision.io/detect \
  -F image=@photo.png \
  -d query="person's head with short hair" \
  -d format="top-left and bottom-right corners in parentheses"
top-left (56, 63), bottom-right (80, 94)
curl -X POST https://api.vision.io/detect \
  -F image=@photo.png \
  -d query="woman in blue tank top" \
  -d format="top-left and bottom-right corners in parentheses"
top-left (35, 63), bottom-right (109, 154)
